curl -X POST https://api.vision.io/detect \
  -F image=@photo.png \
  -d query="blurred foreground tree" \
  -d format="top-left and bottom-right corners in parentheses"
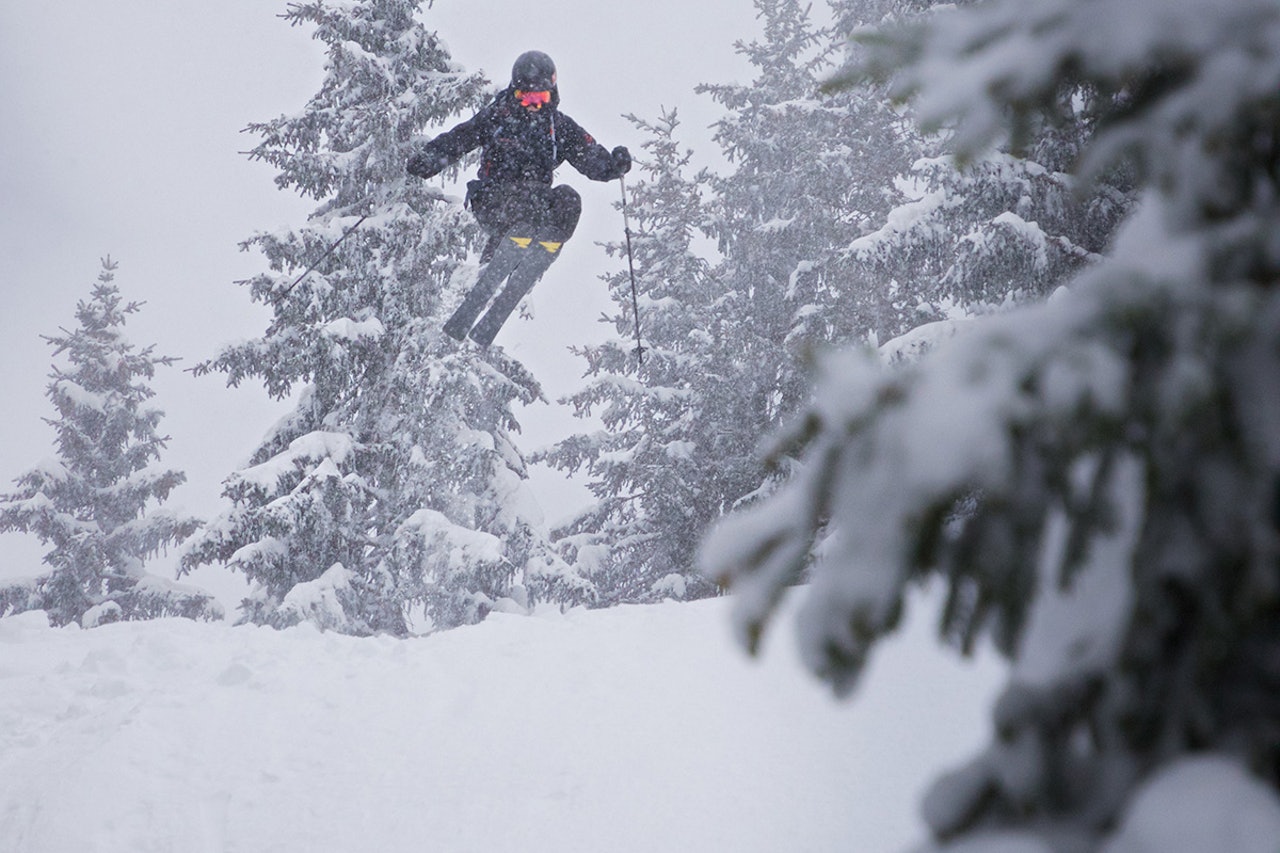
top-left (703, 0), bottom-right (1280, 849)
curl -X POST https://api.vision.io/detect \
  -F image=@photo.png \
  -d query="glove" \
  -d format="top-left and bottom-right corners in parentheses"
top-left (611, 145), bottom-right (632, 176)
top-left (407, 148), bottom-right (445, 180)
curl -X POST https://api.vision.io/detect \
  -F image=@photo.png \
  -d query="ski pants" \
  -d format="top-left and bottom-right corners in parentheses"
top-left (467, 180), bottom-right (582, 261)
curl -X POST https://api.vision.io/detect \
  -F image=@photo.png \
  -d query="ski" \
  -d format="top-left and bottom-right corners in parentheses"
top-left (467, 237), bottom-right (563, 346)
top-left (442, 229), bottom-right (540, 341)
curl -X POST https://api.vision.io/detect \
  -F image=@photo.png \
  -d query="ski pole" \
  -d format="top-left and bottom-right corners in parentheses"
top-left (275, 213), bottom-right (370, 302)
top-left (619, 175), bottom-right (646, 365)
top-left (271, 186), bottom-right (458, 303)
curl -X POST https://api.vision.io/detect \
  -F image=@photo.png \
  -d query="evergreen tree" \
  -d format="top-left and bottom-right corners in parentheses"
top-left (796, 0), bottom-right (947, 344)
top-left (0, 258), bottom-right (213, 628)
top-left (825, 0), bottom-right (1133, 343)
top-left (701, 0), bottom-right (856, 361)
top-left (182, 0), bottom-right (591, 634)
top-left (845, 96), bottom-right (1134, 332)
top-left (537, 110), bottom-right (723, 603)
top-left (545, 0), bottom-right (926, 602)
top-left (694, 0), bottom-right (927, 475)
top-left (569, 0), bottom-right (934, 611)
top-left (702, 0), bottom-right (1280, 848)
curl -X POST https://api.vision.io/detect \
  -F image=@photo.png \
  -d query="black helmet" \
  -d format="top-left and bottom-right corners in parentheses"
top-left (511, 50), bottom-right (556, 91)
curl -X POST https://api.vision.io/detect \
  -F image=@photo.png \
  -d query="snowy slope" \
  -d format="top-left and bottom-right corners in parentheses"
top-left (0, 593), bottom-right (1001, 853)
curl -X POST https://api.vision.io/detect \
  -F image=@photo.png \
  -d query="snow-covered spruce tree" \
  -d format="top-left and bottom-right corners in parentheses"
top-left (702, 0), bottom-right (1280, 849)
top-left (535, 110), bottom-right (723, 604)
top-left (181, 0), bottom-right (591, 634)
top-left (694, 0), bottom-right (943, 439)
top-left (698, 0), bottom-right (915, 356)
top-left (826, 0), bottom-right (1134, 346)
top-left (814, 0), bottom-right (957, 344)
top-left (845, 94), bottom-right (1134, 338)
top-left (0, 258), bottom-right (213, 628)
top-left (542, 0), bottom-right (926, 604)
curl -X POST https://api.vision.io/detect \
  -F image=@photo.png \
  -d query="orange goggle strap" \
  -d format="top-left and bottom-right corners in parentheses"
top-left (515, 89), bottom-right (552, 107)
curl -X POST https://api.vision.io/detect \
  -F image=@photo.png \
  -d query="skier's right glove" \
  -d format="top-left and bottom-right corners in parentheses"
top-left (611, 146), bottom-right (632, 176)
top-left (407, 148), bottom-right (447, 180)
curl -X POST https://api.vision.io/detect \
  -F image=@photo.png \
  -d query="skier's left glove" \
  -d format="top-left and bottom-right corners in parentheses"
top-left (611, 146), bottom-right (632, 176)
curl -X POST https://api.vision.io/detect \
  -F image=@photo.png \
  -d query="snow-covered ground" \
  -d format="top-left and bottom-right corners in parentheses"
top-left (0, 593), bottom-right (1002, 853)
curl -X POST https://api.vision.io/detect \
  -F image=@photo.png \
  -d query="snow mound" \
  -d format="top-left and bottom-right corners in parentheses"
top-left (0, 594), bottom-right (1002, 853)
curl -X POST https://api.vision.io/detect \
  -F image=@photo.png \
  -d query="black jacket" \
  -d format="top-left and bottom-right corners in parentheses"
top-left (407, 87), bottom-right (623, 187)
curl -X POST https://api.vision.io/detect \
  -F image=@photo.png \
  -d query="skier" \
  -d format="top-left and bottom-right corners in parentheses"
top-left (408, 50), bottom-right (632, 346)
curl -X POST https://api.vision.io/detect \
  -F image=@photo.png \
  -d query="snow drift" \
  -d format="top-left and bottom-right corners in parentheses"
top-left (0, 594), bottom-right (1002, 853)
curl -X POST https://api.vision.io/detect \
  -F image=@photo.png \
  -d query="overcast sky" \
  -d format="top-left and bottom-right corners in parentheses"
top-left (0, 0), bottom-right (760, 593)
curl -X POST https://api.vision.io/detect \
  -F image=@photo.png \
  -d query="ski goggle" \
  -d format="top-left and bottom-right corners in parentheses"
top-left (515, 89), bottom-right (552, 109)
